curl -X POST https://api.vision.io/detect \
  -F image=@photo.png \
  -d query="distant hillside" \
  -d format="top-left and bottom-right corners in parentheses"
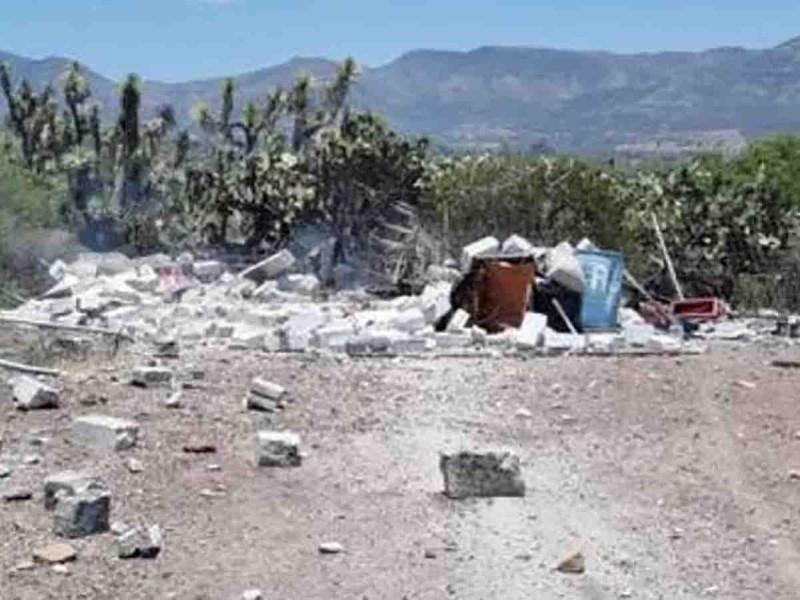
top-left (5, 38), bottom-right (800, 153)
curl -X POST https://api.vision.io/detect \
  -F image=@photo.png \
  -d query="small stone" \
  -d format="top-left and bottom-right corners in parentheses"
top-left (515, 408), bottom-right (533, 419)
top-left (116, 524), bottom-right (162, 559)
top-left (556, 551), bottom-right (585, 574)
top-left (51, 564), bottom-right (69, 574)
top-left (424, 549), bottom-right (437, 559)
top-left (3, 488), bottom-right (33, 502)
top-left (243, 591), bottom-right (264, 600)
top-left (33, 543), bottom-right (77, 565)
top-left (10, 375), bottom-right (60, 410)
top-left (131, 365), bottom-right (173, 388)
top-left (318, 542), bottom-right (343, 554)
top-left (206, 464), bottom-right (221, 472)
top-left (734, 380), bottom-right (757, 390)
top-left (22, 454), bottom-right (40, 465)
top-left (789, 470), bottom-right (800, 481)
top-left (256, 431), bottom-right (301, 467)
top-left (126, 458), bottom-right (144, 473)
top-left (15, 561), bottom-right (35, 571)
top-left (44, 470), bottom-right (104, 510)
top-left (193, 260), bottom-right (225, 283)
top-left (0, 464), bottom-right (10, 478)
top-left (164, 392), bottom-right (183, 409)
top-left (111, 521), bottom-right (131, 535)
top-left (250, 378), bottom-right (287, 401)
top-left (53, 488), bottom-right (111, 538)
top-left (71, 415), bottom-right (139, 451)
top-left (244, 394), bottom-right (277, 413)
top-left (183, 439), bottom-right (217, 454)
top-left (439, 450), bottom-right (525, 499)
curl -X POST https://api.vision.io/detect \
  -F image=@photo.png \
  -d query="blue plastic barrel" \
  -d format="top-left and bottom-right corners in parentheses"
top-left (576, 249), bottom-right (625, 330)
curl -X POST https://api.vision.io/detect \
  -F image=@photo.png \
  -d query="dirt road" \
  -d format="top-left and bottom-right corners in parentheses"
top-left (1, 346), bottom-right (799, 599)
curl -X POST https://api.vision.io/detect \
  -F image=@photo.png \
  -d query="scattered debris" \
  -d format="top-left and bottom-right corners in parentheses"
top-left (3, 487), bottom-right (33, 502)
top-left (130, 365), bottom-right (174, 388)
top-left (439, 450), bottom-right (526, 499)
top-left (318, 542), bottom-right (344, 555)
top-left (9, 375), bottom-right (60, 410)
top-left (71, 415), bottom-right (139, 451)
top-left (256, 431), bottom-right (302, 467)
top-left (116, 524), bottom-right (163, 559)
top-left (33, 543), bottom-right (77, 565)
top-left (53, 488), bottom-right (111, 538)
top-left (556, 551), bottom-right (586, 574)
top-left (126, 458), bottom-right (144, 473)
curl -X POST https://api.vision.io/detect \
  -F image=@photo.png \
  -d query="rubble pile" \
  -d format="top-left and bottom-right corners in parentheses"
top-left (2, 234), bottom-right (784, 359)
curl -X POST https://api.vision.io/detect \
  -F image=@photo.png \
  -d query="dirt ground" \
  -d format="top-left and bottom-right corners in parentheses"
top-left (1, 341), bottom-right (800, 599)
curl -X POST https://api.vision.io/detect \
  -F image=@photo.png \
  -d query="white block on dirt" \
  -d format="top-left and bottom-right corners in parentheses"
top-left (44, 470), bottom-right (105, 510)
top-left (11, 375), bottom-right (60, 410)
top-left (460, 236), bottom-right (500, 272)
top-left (624, 323), bottom-right (657, 347)
top-left (439, 450), bottom-right (526, 499)
top-left (447, 309), bottom-right (471, 332)
top-left (49, 259), bottom-right (68, 282)
top-left (546, 242), bottom-right (584, 293)
top-left (130, 366), bottom-right (173, 388)
top-left (277, 273), bottom-right (320, 296)
top-left (514, 312), bottom-right (547, 349)
top-left (501, 234), bottom-right (535, 257)
top-left (71, 415), bottom-right (139, 451)
top-left (239, 250), bottom-right (296, 283)
top-left (389, 308), bottom-right (427, 333)
top-left (193, 260), bottom-right (225, 283)
top-left (419, 283), bottom-right (452, 325)
top-left (256, 431), bottom-right (302, 467)
top-left (251, 378), bottom-right (287, 401)
top-left (311, 321), bottom-right (359, 349)
top-left (543, 329), bottom-right (586, 352)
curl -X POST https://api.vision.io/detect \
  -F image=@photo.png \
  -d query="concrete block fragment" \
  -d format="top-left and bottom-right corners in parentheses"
top-left (130, 366), bottom-right (173, 388)
top-left (514, 312), bottom-right (547, 349)
top-left (311, 321), bottom-right (359, 350)
top-left (53, 488), bottom-right (111, 538)
top-left (71, 415), bottom-right (139, 451)
top-left (501, 234), bottom-right (535, 257)
top-left (389, 308), bottom-right (427, 333)
top-left (419, 283), bottom-right (452, 325)
top-left (461, 236), bottom-right (500, 272)
top-left (193, 260), bottom-right (225, 283)
top-left (447, 309), bottom-right (471, 332)
top-left (239, 250), bottom-right (296, 283)
top-left (116, 524), bottom-right (162, 559)
top-left (546, 242), bottom-right (584, 293)
top-left (543, 329), bottom-right (586, 352)
top-left (439, 450), bottom-right (525, 499)
top-left (250, 378), bottom-right (287, 401)
top-left (44, 470), bottom-right (105, 510)
top-left (11, 376), bottom-right (60, 410)
top-left (256, 431), bottom-right (302, 467)
top-left (277, 273), bottom-right (320, 296)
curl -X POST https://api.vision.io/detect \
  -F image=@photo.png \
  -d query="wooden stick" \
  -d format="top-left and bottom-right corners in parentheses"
top-left (0, 316), bottom-right (134, 342)
top-left (650, 213), bottom-right (684, 300)
top-left (0, 358), bottom-right (61, 377)
top-left (552, 298), bottom-right (579, 335)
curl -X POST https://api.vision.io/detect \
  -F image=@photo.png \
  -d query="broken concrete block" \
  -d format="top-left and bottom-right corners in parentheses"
top-left (543, 330), bottom-right (586, 352)
top-left (447, 309), bottom-right (471, 332)
top-left (461, 236), bottom-right (500, 272)
top-left (439, 450), bottom-right (525, 499)
top-left (251, 378), bottom-right (287, 401)
top-left (623, 323), bottom-right (657, 347)
top-left (277, 273), bottom-right (320, 296)
top-left (245, 394), bottom-right (278, 412)
top-left (44, 470), bottom-right (105, 510)
top-left (239, 249), bottom-right (296, 283)
top-left (130, 366), bottom-right (173, 388)
top-left (345, 332), bottom-right (393, 355)
top-left (311, 321), bottom-right (359, 350)
top-left (546, 242), bottom-right (584, 293)
top-left (256, 431), bottom-right (302, 467)
top-left (116, 524), bottom-right (162, 559)
top-left (280, 311), bottom-right (329, 352)
top-left (389, 308), bottom-right (427, 333)
top-left (33, 543), bottom-right (77, 565)
top-left (501, 234), bottom-right (535, 257)
top-left (514, 312), bottom-right (547, 349)
top-left (71, 415), bottom-right (139, 451)
top-left (49, 259), bottom-right (68, 282)
top-left (419, 283), bottom-right (452, 325)
top-left (53, 488), bottom-right (111, 538)
top-left (193, 260), bottom-right (225, 283)
top-left (10, 375), bottom-right (60, 410)
top-left (124, 264), bottom-right (160, 293)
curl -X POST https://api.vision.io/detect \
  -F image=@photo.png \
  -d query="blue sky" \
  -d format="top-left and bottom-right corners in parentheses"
top-left (2, 0), bottom-right (800, 81)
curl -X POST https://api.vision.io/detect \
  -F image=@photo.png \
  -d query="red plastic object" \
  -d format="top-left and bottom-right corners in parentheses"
top-left (671, 297), bottom-right (724, 322)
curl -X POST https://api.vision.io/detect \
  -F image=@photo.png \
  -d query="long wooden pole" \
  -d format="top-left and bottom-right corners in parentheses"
top-left (651, 213), bottom-right (685, 300)
top-left (0, 358), bottom-right (61, 377)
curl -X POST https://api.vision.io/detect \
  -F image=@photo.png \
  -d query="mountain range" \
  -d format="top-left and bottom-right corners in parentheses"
top-left (4, 37), bottom-right (800, 154)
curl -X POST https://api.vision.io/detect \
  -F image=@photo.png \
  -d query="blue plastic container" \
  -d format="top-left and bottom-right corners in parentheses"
top-left (576, 249), bottom-right (625, 330)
